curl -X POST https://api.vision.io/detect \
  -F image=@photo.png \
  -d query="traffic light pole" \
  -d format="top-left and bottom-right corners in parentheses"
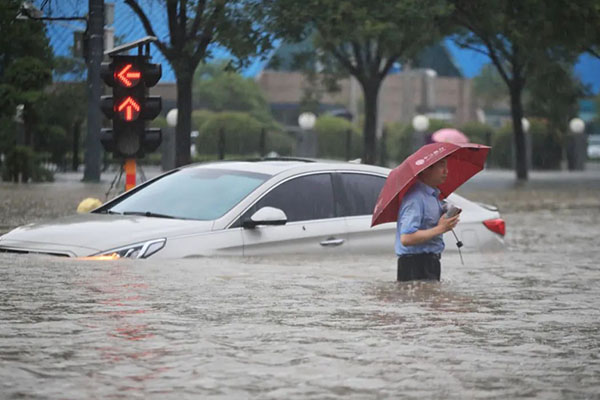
top-left (83, 0), bottom-right (104, 182)
top-left (124, 158), bottom-right (136, 191)
top-left (99, 37), bottom-right (162, 194)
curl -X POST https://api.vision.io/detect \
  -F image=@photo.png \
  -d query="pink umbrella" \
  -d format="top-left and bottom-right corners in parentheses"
top-left (431, 128), bottom-right (469, 144)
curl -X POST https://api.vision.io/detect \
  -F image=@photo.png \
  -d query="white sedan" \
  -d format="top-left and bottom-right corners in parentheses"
top-left (0, 160), bottom-right (505, 258)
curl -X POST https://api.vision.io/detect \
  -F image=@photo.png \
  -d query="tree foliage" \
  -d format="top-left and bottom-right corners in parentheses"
top-left (125, 0), bottom-right (273, 167)
top-left (0, 0), bottom-right (53, 154)
top-left (472, 64), bottom-right (507, 109)
top-left (260, 0), bottom-right (452, 165)
top-left (314, 114), bottom-right (361, 160)
top-left (192, 61), bottom-right (275, 126)
top-left (544, 0), bottom-right (600, 60)
top-left (450, 0), bottom-right (582, 180)
top-left (0, 0), bottom-right (53, 79)
top-left (525, 61), bottom-right (586, 135)
top-left (193, 110), bottom-right (293, 156)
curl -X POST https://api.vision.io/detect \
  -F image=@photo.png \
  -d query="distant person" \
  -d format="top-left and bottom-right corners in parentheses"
top-left (395, 158), bottom-right (460, 281)
top-left (425, 132), bottom-right (434, 144)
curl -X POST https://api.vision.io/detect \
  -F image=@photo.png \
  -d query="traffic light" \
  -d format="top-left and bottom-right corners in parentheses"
top-left (100, 54), bottom-right (162, 158)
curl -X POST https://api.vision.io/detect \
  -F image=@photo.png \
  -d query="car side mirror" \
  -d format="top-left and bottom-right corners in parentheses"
top-left (242, 207), bottom-right (288, 229)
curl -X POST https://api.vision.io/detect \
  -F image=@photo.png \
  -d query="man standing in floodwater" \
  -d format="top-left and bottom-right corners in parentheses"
top-left (395, 158), bottom-right (460, 281)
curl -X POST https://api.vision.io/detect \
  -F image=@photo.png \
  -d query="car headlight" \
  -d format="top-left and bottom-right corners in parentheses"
top-left (91, 238), bottom-right (166, 259)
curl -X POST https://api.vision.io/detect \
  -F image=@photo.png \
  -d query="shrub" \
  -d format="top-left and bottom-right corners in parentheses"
top-left (191, 109), bottom-right (216, 132)
top-left (489, 125), bottom-right (514, 168)
top-left (384, 122), bottom-right (413, 164)
top-left (529, 119), bottom-right (562, 170)
top-left (314, 115), bottom-right (362, 160)
top-left (194, 111), bottom-right (293, 157)
top-left (2, 146), bottom-right (34, 182)
top-left (1, 146), bottom-right (56, 182)
top-left (487, 119), bottom-right (563, 170)
top-left (460, 121), bottom-right (494, 146)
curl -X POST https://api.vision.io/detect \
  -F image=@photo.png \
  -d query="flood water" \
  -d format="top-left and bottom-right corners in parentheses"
top-left (1, 169), bottom-right (600, 398)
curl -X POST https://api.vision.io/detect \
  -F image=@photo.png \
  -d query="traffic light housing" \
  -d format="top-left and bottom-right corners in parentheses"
top-left (100, 54), bottom-right (162, 158)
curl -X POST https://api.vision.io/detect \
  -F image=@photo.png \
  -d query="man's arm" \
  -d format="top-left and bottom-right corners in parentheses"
top-left (400, 214), bottom-right (460, 247)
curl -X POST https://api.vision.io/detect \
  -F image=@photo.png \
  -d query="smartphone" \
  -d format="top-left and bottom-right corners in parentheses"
top-left (446, 204), bottom-right (462, 218)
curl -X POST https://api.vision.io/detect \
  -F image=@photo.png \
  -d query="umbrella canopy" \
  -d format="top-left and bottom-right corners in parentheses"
top-left (431, 128), bottom-right (469, 144)
top-left (371, 142), bottom-right (490, 227)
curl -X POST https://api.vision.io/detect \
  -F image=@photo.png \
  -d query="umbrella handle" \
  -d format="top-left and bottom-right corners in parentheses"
top-left (451, 229), bottom-right (464, 265)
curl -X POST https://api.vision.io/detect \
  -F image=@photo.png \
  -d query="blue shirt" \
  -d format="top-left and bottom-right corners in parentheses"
top-left (395, 180), bottom-right (445, 256)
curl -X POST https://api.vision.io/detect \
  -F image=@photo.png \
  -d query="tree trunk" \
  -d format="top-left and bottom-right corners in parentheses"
top-left (72, 119), bottom-right (81, 171)
top-left (361, 81), bottom-right (380, 165)
top-left (509, 83), bottom-right (528, 180)
top-left (83, 0), bottom-right (104, 182)
top-left (23, 103), bottom-right (33, 147)
top-left (174, 69), bottom-right (193, 167)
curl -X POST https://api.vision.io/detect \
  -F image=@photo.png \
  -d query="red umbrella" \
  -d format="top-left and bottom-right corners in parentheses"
top-left (371, 142), bottom-right (490, 227)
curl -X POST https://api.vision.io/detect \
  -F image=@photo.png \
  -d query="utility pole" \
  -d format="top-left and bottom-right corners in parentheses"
top-left (83, 0), bottom-right (104, 181)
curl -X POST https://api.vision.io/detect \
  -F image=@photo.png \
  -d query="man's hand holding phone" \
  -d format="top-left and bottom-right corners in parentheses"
top-left (438, 205), bottom-right (461, 233)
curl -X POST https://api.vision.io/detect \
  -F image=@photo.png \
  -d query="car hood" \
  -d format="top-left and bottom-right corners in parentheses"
top-left (0, 213), bottom-right (214, 257)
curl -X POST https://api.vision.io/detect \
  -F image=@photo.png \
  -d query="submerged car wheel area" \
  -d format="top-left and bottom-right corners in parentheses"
top-left (0, 160), bottom-right (505, 258)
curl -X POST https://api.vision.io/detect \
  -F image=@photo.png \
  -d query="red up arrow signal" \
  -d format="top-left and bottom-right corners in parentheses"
top-left (115, 64), bottom-right (141, 87)
top-left (117, 97), bottom-right (141, 121)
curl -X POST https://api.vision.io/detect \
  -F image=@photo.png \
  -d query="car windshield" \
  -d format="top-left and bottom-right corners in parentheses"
top-left (107, 168), bottom-right (271, 220)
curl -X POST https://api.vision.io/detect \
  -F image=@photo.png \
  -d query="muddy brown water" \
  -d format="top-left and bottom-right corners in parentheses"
top-left (1, 168), bottom-right (599, 398)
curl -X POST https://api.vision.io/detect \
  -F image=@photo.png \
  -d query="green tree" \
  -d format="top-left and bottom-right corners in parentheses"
top-left (125, 0), bottom-right (273, 167)
top-left (36, 81), bottom-right (87, 170)
top-left (194, 111), bottom-right (293, 156)
top-left (451, 0), bottom-right (581, 180)
top-left (472, 64), bottom-right (508, 110)
top-left (0, 1), bottom-right (53, 152)
top-left (545, 0), bottom-right (600, 60)
top-left (0, 0), bottom-right (53, 79)
top-left (314, 114), bottom-right (361, 159)
top-left (525, 60), bottom-right (586, 160)
top-left (260, 0), bottom-right (451, 165)
top-left (192, 61), bottom-right (275, 126)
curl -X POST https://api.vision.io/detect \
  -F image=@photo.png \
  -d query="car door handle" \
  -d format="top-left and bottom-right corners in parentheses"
top-left (320, 237), bottom-right (345, 247)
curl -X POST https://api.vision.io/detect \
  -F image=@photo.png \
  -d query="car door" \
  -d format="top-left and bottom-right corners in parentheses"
top-left (235, 173), bottom-right (348, 256)
top-left (334, 172), bottom-right (396, 254)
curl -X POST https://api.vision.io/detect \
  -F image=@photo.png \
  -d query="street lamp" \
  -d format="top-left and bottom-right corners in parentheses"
top-left (166, 108), bottom-right (178, 127)
top-left (568, 117), bottom-right (586, 171)
top-left (411, 114), bottom-right (429, 151)
top-left (162, 108), bottom-right (177, 171)
top-left (569, 117), bottom-right (585, 134)
top-left (412, 114), bottom-right (430, 132)
top-left (298, 112), bottom-right (316, 130)
top-left (521, 117), bottom-right (532, 170)
top-left (297, 112), bottom-right (317, 157)
top-left (521, 117), bottom-right (530, 133)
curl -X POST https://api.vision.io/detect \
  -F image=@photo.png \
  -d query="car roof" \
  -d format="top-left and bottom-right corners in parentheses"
top-left (182, 158), bottom-right (391, 177)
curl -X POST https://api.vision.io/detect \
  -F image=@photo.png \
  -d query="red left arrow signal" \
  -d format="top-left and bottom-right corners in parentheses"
top-left (117, 97), bottom-right (141, 121)
top-left (115, 64), bottom-right (141, 87)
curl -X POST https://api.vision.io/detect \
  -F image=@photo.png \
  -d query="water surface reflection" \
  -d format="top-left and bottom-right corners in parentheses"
top-left (1, 210), bottom-right (599, 399)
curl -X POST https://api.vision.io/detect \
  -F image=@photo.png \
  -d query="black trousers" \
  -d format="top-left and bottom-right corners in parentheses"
top-left (397, 253), bottom-right (441, 281)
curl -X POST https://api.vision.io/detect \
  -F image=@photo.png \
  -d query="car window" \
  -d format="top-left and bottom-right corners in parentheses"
top-left (338, 173), bottom-right (386, 216)
top-left (107, 168), bottom-right (270, 220)
top-left (237, 173), bottom-right (335, 224)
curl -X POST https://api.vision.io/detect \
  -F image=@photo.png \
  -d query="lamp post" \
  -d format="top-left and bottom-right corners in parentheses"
top-left (567, 117), bottom-right (586, 171)
top-left (163, 108), bottom-right (177, 171)
top-left (297, 112), bottom-right (317, 157)
top-left (522, 117), bottom-right (532, 170)
top-left (411, 114), bottom-right (429, 151)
